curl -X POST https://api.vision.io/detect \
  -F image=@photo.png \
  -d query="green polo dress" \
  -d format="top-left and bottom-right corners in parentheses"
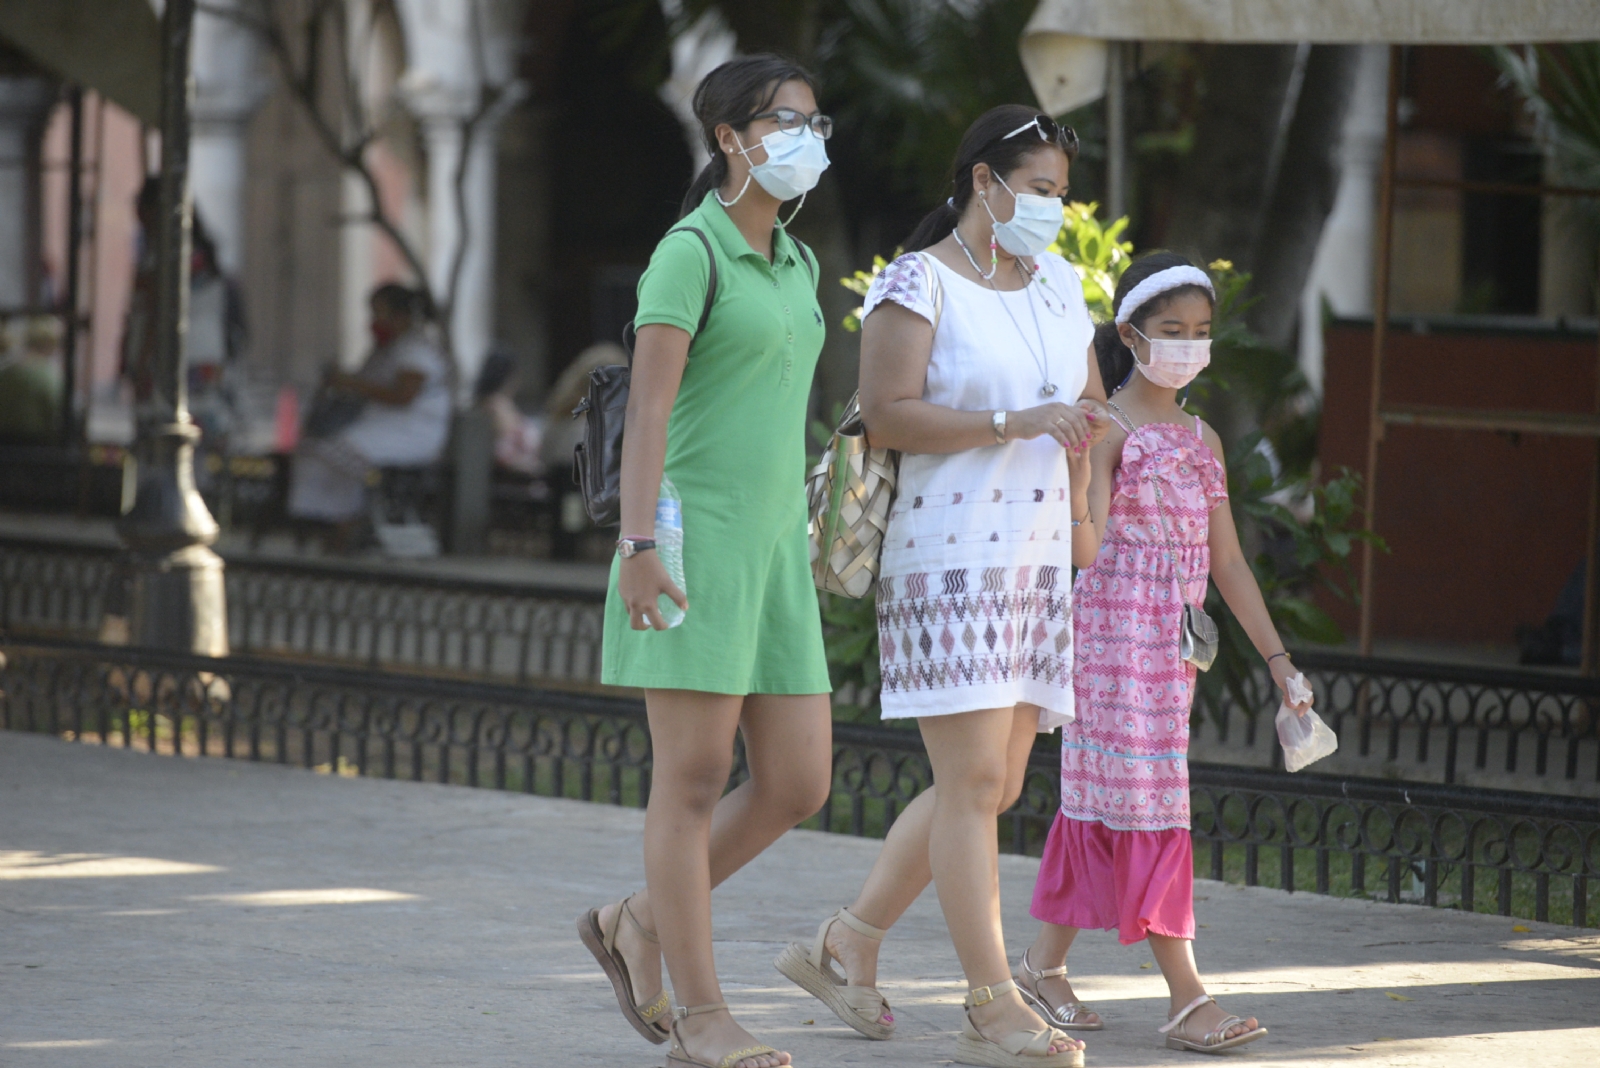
top-left (600, 192), bottom-right (831, 696)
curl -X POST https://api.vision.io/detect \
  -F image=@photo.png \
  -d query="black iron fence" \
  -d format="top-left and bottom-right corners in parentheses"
top-left (0, 536), bottom-right (605, 686)
top-left (3, 638), bottom-right (1594, 927)
top-left (1192, 651), bottom-right (1600, 795)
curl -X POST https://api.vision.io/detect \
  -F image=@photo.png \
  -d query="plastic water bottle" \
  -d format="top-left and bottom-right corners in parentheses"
top-left (656, 476), bottom-right (687, 628)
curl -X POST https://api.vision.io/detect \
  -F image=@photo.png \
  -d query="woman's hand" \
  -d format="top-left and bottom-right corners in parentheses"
top-left (1270, 655), bottom-right (1313, 714)
top-left (617, 551), bottom-right (688, 631)
top-left (1007, 402), bottom-right (1098, 451)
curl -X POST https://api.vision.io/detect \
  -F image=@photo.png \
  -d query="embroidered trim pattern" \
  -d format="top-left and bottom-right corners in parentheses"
top-left (878, 565), bottom-right (1072, 697)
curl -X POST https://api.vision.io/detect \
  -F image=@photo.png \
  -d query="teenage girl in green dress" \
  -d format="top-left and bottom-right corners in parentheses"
top-left (577, 56), bottom-right (834, 1068)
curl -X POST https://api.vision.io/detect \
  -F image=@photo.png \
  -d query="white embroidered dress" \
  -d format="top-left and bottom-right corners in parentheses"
top-left (864, 250), bottom-right (1096, 730)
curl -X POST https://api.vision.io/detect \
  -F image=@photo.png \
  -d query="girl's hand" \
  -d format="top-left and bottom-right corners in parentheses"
top-left (617, 551), bottom-right (687, 631)
top-left (1075, 399), bottom-right (1112, 448)
top-left (1270, 656), bottom-right (1313, 714)
top-left (1008, 402), bottom-right (1096, 451)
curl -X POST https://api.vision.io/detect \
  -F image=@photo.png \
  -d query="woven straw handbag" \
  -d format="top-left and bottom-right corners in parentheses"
top-left (807, 252), bottom-right (943, 598)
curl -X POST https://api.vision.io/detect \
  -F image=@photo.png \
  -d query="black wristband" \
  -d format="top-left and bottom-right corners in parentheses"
top-left (1267, 652), bottom-right (1290, 665)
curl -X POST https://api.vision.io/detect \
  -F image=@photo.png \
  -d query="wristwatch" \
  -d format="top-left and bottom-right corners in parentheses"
top-left (992, 410), bottom-right (1008, 444)
top-left (615, 537), bottom-right (657, 559)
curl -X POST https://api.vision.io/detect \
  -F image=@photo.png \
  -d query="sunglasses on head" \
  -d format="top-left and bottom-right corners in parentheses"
top-left (1000, 115), bottom-right (1078, 153)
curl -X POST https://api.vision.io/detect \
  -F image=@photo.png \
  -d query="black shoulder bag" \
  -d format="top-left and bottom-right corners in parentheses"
top-left (572, 227), bottom-right (717, 527)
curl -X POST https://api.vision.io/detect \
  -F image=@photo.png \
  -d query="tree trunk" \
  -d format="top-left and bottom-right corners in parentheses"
top-left (1246, 46), bottom-right (1364, 352)
top-left (1162, 45), bottom-right (1300, 268)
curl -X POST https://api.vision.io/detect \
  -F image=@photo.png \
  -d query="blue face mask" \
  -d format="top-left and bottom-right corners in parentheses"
top-left (983, 173), bottom-right (1063, 257)
top-left (719, 127), bottom-right (831, 210)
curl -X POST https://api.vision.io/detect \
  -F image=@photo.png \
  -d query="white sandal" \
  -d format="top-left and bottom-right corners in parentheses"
top-left (774, 907), bottom-right (894, 1039)
top-left (1158, 994), bottom-right (1267, 1053)
top-left (1015, 950), bottom-right (1104, 1031)
top-left (954, 979), bottom-right (1084, 1068)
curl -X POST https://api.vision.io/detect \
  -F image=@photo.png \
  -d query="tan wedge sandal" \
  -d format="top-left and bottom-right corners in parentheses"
top-left (1158, 994), bottom-right (1267, 1053)
top-left (1015, 950), bottom-right (1104, 1031)
top-left (575, 895), bottom-right (671, 1044)
top-left (774, 907), bottom-right (894, 1040)
top-left (666, 1002), bottom-right (784, 1068)
top-left (954, 980), bottom-right (1084, 1068)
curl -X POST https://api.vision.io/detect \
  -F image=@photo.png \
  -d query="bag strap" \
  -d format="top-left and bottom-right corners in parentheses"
top-left (793, 237), bottom-right (817, 285)
top-left (622, 226), bottom-right (718, 364)
top-left (668, 226), bottom-right (719, 338)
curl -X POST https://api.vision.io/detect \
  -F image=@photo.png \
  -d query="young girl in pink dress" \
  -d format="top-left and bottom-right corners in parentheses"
top-left (1016, 253), bottom-right (1314, 1055)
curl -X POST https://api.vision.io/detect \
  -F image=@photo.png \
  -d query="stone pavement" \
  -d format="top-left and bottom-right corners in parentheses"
top-left (2, 732), bottom-right (1595, 1068)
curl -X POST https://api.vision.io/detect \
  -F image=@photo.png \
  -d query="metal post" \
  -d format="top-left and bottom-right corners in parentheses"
top-left (1583, 296), bottom-right (1600, 675)
top-left (115, 0), bottom-right (228, 656)
top-left (1106, 41), bottom-right (1127, 221)
top-left (1357, 46), bottom-right (1401, 658)
top-left (60, 86), bottom-right (83, 447)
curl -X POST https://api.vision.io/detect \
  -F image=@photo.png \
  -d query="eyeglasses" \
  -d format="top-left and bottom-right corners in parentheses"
top-left (747, 107), bottom-right (834, 140)
top-left (1000, 115), bottom-right (1078, 153)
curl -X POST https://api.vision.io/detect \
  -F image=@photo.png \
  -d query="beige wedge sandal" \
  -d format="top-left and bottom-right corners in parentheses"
top-left (1158, 994), bottom-right (1267, 1053)
top-left (575, 895), bottom-right (671, 1044)
top-left (1014, 950), bottom-right (1104, 1031)
top-left (665, 1002), bottom-right (784, 1068)
top-left (954, 980), bottom-right (1084, 1068)
top-left (774, 907), bottom-right (894, 1040)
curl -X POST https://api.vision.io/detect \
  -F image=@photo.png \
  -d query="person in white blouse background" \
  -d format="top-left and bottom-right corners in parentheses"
top-left (778, 105), bottom-right (1109, 1068)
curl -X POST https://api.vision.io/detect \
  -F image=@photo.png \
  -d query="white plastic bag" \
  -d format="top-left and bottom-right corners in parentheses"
top-left (1275, 672), bottom-right (1337, 772)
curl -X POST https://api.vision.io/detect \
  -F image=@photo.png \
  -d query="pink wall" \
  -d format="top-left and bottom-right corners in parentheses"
top-left (40, 95), bottom-right (150, 395)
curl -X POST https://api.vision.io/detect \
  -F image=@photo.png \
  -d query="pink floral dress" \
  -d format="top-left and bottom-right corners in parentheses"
top-left (1030, 412), bottom-right (1227, 944)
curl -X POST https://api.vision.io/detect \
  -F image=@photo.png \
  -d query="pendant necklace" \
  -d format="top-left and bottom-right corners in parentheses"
top-left (953, 227), bottom-right (1058, 397)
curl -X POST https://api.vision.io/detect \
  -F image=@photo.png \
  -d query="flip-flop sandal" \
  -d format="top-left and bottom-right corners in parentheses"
top-left (774, 907), bottom-right (894, 1039)
top-left (1015, 950), bottom-right (1104, 1031)
top-left (1158, 994), bottom-right (1268, 1053)
top-left (666, 1002), bottom-right (783, 1068)
top-left (576, 895), bottom-right (671, 1044)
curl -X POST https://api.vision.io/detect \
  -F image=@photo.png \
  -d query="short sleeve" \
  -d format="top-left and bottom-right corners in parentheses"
top-left (862, 253), bottom-right (937, 326)
top-left (635, 230), bottom-right (712, 338)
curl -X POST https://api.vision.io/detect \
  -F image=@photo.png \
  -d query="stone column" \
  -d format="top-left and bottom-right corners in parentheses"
top-left (0, 77), bottom-right (56, 308)
top-left (408, 84), bottom-right (514, 399)
top-left (190, 0), bottom-right (268, 273)
top-left (1297, 45), bottom-right (1389, 393)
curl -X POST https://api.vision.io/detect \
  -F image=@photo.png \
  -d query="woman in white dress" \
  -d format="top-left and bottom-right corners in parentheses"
top-left (778, 106), bottom-right (1108, 1067)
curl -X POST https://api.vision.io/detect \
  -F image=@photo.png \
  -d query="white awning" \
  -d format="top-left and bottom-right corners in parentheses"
top-left (1022, 0), bottom-right (1600, 113)
top-left (0, 0), bottom-right (161, 124)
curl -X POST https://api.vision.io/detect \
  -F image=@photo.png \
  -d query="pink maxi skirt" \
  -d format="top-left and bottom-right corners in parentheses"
top-left (1030, 813), bottom-right (1195, 945)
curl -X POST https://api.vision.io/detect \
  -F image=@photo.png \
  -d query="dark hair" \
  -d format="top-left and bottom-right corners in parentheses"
top-left (680, 54), bottom-right (819, 217)
top-left (369, 282), bottom-right (418, 320)
top-left (903, 105), bottom-right (1080, 252)
top-left (1093, 252), bottom-right (1215, 393)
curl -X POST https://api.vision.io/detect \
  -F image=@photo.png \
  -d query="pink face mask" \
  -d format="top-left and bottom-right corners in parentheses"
top-left (1131, 325), bottom-right (1210, 389)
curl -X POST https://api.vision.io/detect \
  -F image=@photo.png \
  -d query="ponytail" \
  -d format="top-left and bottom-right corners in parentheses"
top-left (904, 201), bottom-right (960, 253)
top-left (1093, 321), bottom-right (1133, 395)
top-left (680, 155), bottom-right (730, 218)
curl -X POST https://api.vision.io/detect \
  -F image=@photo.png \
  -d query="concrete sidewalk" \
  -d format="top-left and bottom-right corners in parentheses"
top-left (1, 732), bottom-right (1595, 1067)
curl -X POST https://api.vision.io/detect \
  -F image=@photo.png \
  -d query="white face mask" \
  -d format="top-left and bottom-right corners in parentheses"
top-left (1130, 324), bottom-right (1211, 389)
top-left (721, 127), bottom-right (831, 207)
top-left (983, 173), bottom-right (1063, 257)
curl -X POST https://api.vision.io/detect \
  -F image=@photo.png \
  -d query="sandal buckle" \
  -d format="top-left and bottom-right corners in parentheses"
top-left (970, 984), bottom-right (996, 1007)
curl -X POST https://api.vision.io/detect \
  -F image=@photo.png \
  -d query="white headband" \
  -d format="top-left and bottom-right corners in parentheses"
top-left (1114, 266), bottom-right (1214, 325)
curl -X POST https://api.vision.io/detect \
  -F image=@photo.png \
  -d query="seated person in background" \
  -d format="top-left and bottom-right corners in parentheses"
top-left (0, 316), bottom-right (64, 445)
top-left (474, 349), bottom-right (545, 477)
top-left (287, 283), bottom-right (451, 548)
